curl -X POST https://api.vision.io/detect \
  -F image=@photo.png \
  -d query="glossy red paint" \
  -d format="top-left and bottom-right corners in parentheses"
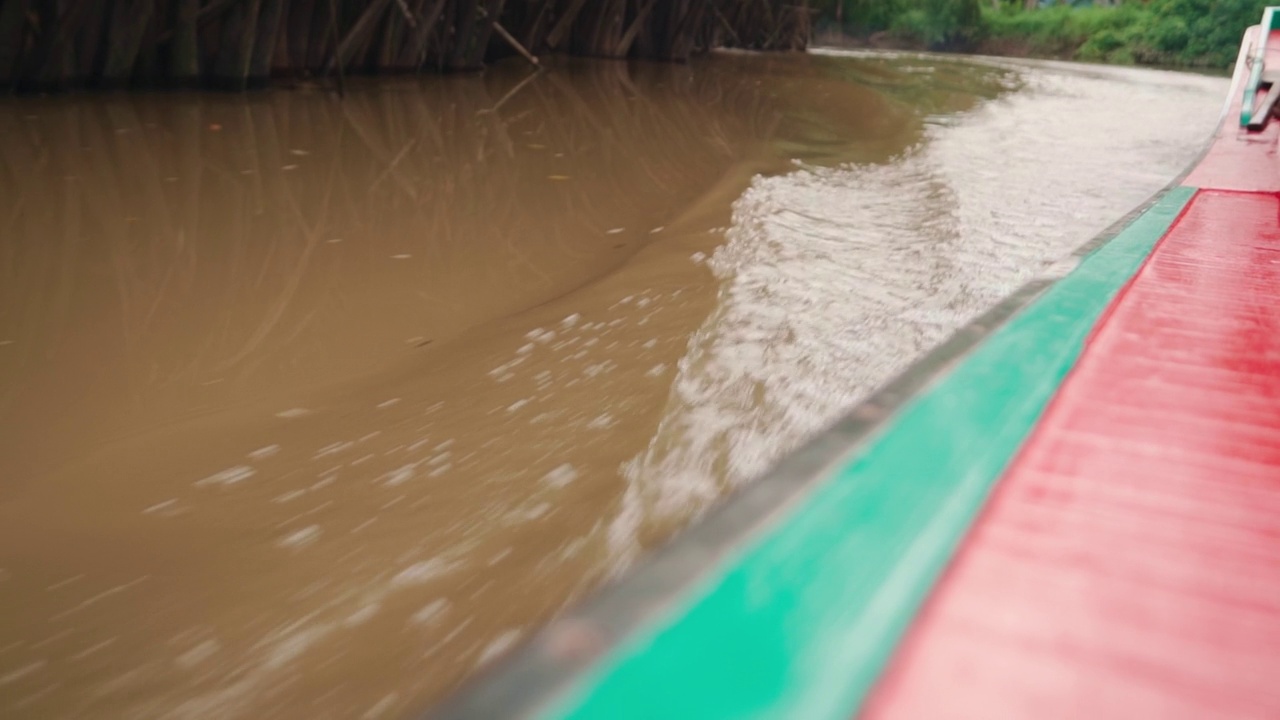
top-left (1184, 29), bottom-right (1280, 192)
top-left (860, 189), bottom-right (1280, 720)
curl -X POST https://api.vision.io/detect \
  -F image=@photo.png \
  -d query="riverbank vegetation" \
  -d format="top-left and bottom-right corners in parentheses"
top-left (0, 0), bottom-right (810, 92)
top-left (816, 0), bottom-right (1269, 70)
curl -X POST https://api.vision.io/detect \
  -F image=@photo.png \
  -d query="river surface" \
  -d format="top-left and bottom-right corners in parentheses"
top-left (0, 51), bottom-right (1226, 718)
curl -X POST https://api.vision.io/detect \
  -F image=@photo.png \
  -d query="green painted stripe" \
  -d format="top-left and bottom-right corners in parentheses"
top-left (537, 185), bottom-right (1197, 720)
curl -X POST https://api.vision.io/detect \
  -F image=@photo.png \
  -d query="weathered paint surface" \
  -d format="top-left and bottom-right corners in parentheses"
top-left (863, 189), bottom-right (1280, 720)
top-left (533, 189), bottom-right (1196, 720)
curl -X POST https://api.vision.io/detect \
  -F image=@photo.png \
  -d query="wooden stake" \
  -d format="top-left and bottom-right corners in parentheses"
top-left (492, 20), bottom-right (538, 66)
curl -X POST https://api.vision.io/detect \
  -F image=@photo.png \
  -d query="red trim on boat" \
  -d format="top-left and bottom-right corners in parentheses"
top-left (860, 189), bottom-right (1280, 719)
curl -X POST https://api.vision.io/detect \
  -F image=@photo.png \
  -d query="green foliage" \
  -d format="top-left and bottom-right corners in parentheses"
top-left (815, 0), bottom-right (905, 33)
top-left (985, 3), bottom-right (1146, 59)
top-left (895, 0), bottom-right (985, 47)
top-left (816, 0), bottom-right (985, 48)
top-left (818, 0), bottom-right (1271, 69)
top-left (1143, 0), bottom-right (1268, 66)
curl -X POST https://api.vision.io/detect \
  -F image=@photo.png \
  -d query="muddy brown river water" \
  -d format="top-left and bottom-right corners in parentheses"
top-left (0, 51), bottom-right (1226, 718)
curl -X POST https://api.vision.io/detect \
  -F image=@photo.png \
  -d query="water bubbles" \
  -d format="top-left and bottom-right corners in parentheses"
top-left (274, 490), bottom-right (306, 503)
top-left (314, 441), bottom-right (354, 459)
top-left (362, 692), bottom-right (400, 719)
top-left (0, 661), bottom-right (47, 686)
top-left (475, 629), bottom-right (523, 668)
top-left (409, 599), bottom-right (449, 626)
top-left (343, 603), bottom-right (381, 628)
top-left (382, 464), bottom-right (418, 487)
top-left (391, 559), bottom-right (457, 587)
top-left (278, 526), bottom-right (321, 549)
top-left (195, 466), bottom-right (255, 487)
top-left (515, 502), bottom-right (551, 521)
top-left (541, 464), bottom-right (579, 488)
top-left (142, 499), bottom-right (178, 514)
top-left (248, 445), bottom-right (281, 460)
top-left (69, 637), bottom-right (117, 661)
top-left (175, 640), bottom-right (220, 669)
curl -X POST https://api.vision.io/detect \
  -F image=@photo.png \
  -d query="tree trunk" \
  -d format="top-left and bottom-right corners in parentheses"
top-left (448, 0), bottom-right (479, 69)
top-left (0, 0), bottom-right (28, 88)
top-left (287, 0), bottom-right (316, 73)
top-left (250, 0), bottom-right (287, 85)
top-left (545, 0), bottom-right (589, 50)
top-left (397, 0), bottom-right (448, 69)
top-left (331, 0), bottom-right (390, 71)
top-left (75, 0), bottom-right (106, 81)
top-left (213, 0), bottom-right (262, 90)
top-left (172, 0), bottom-right (200, 83)
top-left (102, 0), bottom-right (155, 87)
top-left (463, 0), bottom-right (503, 68)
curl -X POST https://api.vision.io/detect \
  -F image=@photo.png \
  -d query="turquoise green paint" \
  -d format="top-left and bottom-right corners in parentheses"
top-left (536, 185), bottom-right (1197, 720)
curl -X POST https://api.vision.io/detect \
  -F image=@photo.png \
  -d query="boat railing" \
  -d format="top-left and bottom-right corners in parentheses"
top-left (1240, 6), bottom-right (1280, 130)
